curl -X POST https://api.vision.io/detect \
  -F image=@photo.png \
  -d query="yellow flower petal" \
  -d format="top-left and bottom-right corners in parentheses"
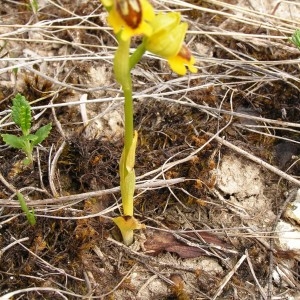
top-left (120, 19), bottom-right (153, 41)
top-left (105, 0), bottom-right (154, 40)
top-left (167, 49), bottom-right (197, 76)
top-left (168, 56), bottom-right (189, 75)
top-left (107, 8), bottom-right (124, 34)
top-left (141, 0), bottom-right (155, 21)
top-left (187, 56), bottom-right (197, 73)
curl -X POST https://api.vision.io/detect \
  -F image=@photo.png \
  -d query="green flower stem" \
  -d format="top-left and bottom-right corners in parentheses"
top-left (123, 87), bottom-right (134, 161)
top-left (113, 35), bottom-right (147, 245)
top-left (113, 37), bottom-right (138, 245)
top-left (114, 36), bottom-right (136, 217)
top-left (114, 38), bottom-right (133, 160)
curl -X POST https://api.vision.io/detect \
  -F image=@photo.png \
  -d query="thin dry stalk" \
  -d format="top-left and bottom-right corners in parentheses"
top-left (245, 249), bottom-right (267, 300)
top-left (212, 254), bottom-right (247, 300)
top-left (49, 141), bottom-right (66, 197)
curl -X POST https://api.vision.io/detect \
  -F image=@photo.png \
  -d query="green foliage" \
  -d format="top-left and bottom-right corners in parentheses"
top-left (17, 191), bottom-right (36, 225)
top-left (291, 29), bottom-right (300, 49)
top-left (12, 67), bottom-right (18, 76)
top-left (11, 94), bottom-right (31, 135)
top-left (28, 0), bottom-right (39, 13)
top-left (1, 93), bottom-right (52, 165)
top-left (32, 123), bottom-right (52, 146)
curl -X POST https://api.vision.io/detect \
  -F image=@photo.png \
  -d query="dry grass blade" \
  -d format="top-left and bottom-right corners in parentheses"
top-left (212, 254), bottom-right (247, 300)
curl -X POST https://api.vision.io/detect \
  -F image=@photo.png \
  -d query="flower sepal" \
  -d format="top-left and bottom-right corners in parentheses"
top-left (144, 12), bottom-right (187, 58)
top-left (144, 12), bottom-right (197, 75)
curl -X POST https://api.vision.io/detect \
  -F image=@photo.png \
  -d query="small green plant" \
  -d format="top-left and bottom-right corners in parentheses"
top-left (1, 93), bottom-right (52, 165)
top-left (290, 29), bottom-right (300, 49)
top-left (17, 191), bottom-right (36, 225)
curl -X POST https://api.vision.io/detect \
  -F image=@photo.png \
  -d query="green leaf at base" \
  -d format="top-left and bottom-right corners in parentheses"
top-left (1, 134), bottom-right (25, 149)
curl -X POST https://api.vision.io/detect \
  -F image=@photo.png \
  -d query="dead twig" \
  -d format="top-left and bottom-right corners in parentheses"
top-left (49, 140), bottom-right (66, 197)
top-left (0, 287), bottom-right (81, 300)
top-left (267, 189), bottom-right (299, 299)
top-left (212, 254), bottom-right (247, 300)
top-left (0, 237), bottom-right (29, 259)
top-left (0, 177), bottom-right (185, 207)
top-left (245, 249), bottom-right (267, 300)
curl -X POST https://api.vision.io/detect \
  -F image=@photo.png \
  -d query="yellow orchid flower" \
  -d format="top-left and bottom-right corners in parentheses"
top-left (144, 12), bottom-right (197, 75)
top-left (100, 0), bottom-right (154, 41)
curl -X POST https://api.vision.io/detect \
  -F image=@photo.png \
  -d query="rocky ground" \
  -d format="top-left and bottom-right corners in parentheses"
top-left (0, 0), bottom-right (300, 299)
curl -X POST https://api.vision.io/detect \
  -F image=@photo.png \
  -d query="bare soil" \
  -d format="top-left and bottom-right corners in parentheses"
top-left (0, 0), bottom-right (300, 299)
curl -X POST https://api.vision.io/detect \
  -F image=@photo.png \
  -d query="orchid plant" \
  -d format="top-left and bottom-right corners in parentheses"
top-left (100, 0), bottom-right (197, 245)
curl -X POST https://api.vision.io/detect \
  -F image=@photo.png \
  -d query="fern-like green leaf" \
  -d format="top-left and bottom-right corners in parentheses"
top-left (32, 123), bottom-right (52, 146)
top-left (11, 93), bottom-right (32, 136)
top-left (1, 134), bottom-right (25, 149)
top-left (27, 134), bottom-right (39, 142)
